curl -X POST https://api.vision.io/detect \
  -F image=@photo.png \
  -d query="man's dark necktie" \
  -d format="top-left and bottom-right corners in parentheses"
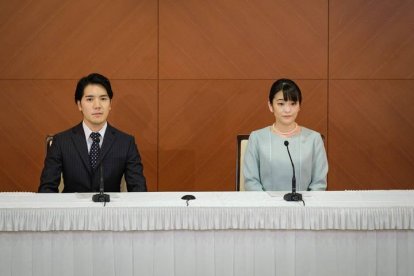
top-left (89, 132), bottom-right (101, 169)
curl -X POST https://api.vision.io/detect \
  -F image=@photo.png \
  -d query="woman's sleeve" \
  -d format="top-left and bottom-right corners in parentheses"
top-left (308, 134), bottom-right (329, 191)
top-left (243, 132), bottom-right (264, 191)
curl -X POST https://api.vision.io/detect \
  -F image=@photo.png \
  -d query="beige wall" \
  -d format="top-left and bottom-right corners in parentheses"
top-left (0, 0), bottom-right (413, 192)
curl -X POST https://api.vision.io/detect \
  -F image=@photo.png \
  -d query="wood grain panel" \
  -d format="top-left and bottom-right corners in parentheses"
top-left (330, 0), bottom-right (414, 79)
top-left (159, 80), bottom-right (327, 191)
top-left (0, 80), bottom-right (157, 192)
top-left (328, 80), bottom-right (414, 190)
top-left (0, 0), bottom-right (157, 79)
top-left (2, 0), bottom-right (413, 193)
top-left (159, 0), bottom-right (328, 79)
top-left (0, 80), bottom-right (75, 192)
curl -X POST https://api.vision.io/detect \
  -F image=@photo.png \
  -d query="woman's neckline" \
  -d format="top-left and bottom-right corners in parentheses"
top-left (269, 124), bottom-right (302, 139)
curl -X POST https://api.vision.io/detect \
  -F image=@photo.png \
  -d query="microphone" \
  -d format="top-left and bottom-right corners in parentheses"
top-left (181, 194), bottom-right (196, 206)
top-left (92, 161), bottom-right (110, 204)
top-left (283, 140), bottom-right (302, 202)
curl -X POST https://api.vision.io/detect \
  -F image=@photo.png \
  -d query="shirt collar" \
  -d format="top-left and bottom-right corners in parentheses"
top-left (82, 121), bottom-right (107, 141)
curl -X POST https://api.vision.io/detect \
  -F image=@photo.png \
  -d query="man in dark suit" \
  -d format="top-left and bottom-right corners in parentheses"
top-left (39, 73), bottom-right (147, 193)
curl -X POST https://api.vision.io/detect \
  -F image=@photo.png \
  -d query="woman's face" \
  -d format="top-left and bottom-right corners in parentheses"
top-left (268, 91), bottom-right (300, 126)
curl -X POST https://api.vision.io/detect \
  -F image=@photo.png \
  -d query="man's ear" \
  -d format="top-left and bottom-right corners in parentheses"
top-left (77, 100), bottom-right (82, 112)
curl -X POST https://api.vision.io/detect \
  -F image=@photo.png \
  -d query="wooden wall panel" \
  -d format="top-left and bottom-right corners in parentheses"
top-left (159, 0), bottom-right (328, 79)
top-left (158, 80), bottom-right (327, 191)
top-left (0, 80), bottom-right (157, 192)
top-left (0, 0), bottom-right (158, 79)
top-left (329, 0), bottom-right (414, 190)
top-left (330, 0), bottom-right (414, 79)
top-left (0, 80), bottom-right (76, 192)
top-left (1, 0), bottom-right (413, 192)
top-left (328, 80), bottom-right (414, 190)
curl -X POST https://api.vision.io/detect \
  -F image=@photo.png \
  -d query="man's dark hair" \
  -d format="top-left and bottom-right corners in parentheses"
top-left (269, 78), bottom-right (302, 104)
top-left (74, 73), bottom-right (113, 103)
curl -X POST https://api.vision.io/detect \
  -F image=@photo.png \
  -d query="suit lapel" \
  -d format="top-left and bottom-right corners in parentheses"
top-left (71, 123), bottom-right (92, 175)
top-left (95, 124), bottom-right (117, 168)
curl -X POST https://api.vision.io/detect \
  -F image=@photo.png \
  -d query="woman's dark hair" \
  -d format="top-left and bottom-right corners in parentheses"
top-left (74, 73), bottom-right (113, 103)
top-left (269, 79), bottom-right (302, 104)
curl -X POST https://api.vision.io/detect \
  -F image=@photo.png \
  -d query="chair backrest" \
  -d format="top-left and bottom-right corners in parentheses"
top-left (236, 134), bottom-right (250, 191)
top-left (120, 175), bottom-right (127, 192)
top-left (45, 135), bottom-right (127, 192)
top-left (45, 135), bottom-right (64, 192)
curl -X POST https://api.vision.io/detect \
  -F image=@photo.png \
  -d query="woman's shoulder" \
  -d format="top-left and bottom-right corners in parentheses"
top-left (249, 126), bottom-right (271, 138)
top-left (300, 126), bottom-right (324, 141)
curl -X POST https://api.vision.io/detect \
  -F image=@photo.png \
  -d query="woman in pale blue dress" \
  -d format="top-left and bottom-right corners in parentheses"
top-left (244, 79), bottom-right (328, 191)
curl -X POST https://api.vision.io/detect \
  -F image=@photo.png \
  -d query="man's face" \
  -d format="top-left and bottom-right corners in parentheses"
top-left (77, 84), bottom-right (111, 131)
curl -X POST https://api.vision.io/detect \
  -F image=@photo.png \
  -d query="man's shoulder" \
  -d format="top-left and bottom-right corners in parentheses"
top-left (53, 123), bottom-right (135, 142)
top-left (53, 124), bottom-right (83, 137)
top-left (106, 124), bottom-right (134, 141)
top-left (53, 123), bottom-right (82, 138)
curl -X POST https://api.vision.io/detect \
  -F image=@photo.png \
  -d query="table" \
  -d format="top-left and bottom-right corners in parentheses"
top-left (1, 191), bottom-right (413, 276)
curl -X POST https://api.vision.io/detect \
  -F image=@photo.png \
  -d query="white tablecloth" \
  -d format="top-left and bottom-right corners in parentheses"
top-left (1, 191), bottom-right (414, 231)
top-left (1, 191), bottom-right (414, 276)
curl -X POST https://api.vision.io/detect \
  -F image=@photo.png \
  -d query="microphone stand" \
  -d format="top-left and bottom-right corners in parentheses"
top-left (92, 164), bottom-right (110, 205)
top-left (283, 141), bottom-right (302, 202)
